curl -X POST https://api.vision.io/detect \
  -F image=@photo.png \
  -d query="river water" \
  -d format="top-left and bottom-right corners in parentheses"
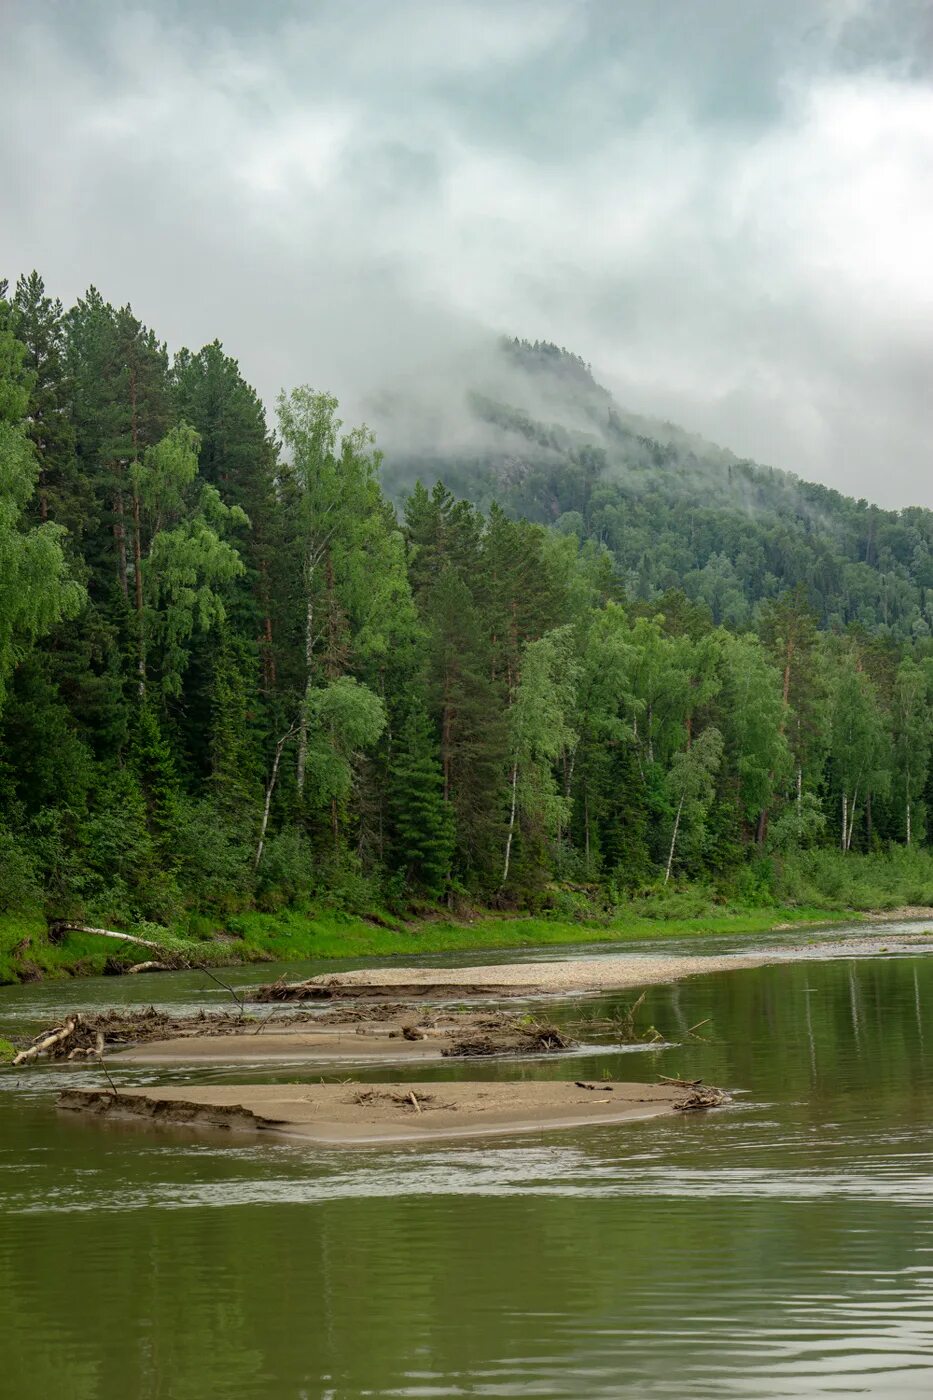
top-left (2, 924), bottom-right (933, 1398)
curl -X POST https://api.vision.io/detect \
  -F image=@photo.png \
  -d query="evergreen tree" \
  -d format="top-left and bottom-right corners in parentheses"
top-left (388, 707), bottom-right (455, 897)
top-left (0, 291), bottom-right (84, 714)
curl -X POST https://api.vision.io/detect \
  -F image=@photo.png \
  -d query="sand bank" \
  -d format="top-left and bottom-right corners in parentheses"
top-left (256, 951), bottom-right (769, 1001)
top-left (255, 930), bottom-right (933, 1003)
top-left (58, 1078), bottom-right (714, 1146)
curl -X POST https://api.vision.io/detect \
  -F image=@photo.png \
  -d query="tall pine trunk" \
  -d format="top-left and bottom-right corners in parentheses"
top-left (113, 484), bottom-right (129, 599)
top-left (132, 489), bottom-right (145, 695)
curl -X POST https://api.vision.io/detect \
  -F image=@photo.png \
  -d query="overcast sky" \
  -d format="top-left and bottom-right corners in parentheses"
top-left (2, 0), bottom-right (932, 507)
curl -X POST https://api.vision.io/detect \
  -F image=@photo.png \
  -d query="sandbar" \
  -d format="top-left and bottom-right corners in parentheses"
top-left (256, 930), bottom-right (933, 1002)
top-left (257, 952), bottom-right (768, 1000)
top-left (58, 1079), bottom-right (705, 1146)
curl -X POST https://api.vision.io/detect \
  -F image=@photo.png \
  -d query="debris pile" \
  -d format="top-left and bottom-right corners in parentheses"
top-left (442, 1014), bottom-right (573, 1058)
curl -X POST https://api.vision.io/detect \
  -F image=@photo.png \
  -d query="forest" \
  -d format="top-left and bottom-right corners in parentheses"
top-left (2, 274), bottom-right (933, 950)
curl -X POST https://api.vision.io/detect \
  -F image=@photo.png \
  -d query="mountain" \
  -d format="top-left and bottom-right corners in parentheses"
top-left (375, 337), bottom-right (933, 640)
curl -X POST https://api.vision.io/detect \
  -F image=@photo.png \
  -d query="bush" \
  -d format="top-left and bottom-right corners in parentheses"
top-left (774, 847), bottom-right (933, 910)
top-left (255, 828), bottom-right (315, 910)
top-left (173, 798), bottom-right (252, 911)
top-left (0, 828), bottom-right (39, 913)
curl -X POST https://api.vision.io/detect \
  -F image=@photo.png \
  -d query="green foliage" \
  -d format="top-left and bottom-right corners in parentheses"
top-left (1, 275), bottom-right (932, 965)
top-left (0, 827), bottom-right (39, 912)
top-left (0, 294), bottom-right (84, 712)
top-left (136, 424), bottom-right (247, 695)
top-left (389, 707), bottom-right (455, 897)
top-left (305, 677), bottom-right (386, 807)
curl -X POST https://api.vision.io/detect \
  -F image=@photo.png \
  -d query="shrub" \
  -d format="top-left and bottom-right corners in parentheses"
top-left (0, 828), bottom-right (39, 913)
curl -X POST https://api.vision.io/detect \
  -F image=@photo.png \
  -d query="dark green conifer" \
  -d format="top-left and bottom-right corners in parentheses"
top-left (389, 707), bottom-right (455, 897)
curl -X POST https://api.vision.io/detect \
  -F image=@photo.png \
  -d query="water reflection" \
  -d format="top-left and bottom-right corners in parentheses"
top-left (0, 948), bottom-right (932, 1397)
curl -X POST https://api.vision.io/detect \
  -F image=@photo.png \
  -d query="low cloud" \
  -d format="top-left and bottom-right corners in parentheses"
top-left (2, 0), bottom-right (931, 505)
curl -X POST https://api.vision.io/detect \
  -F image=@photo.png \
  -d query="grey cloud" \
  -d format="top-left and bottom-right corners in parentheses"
top-left (1, 0), bottom-right (931, 507)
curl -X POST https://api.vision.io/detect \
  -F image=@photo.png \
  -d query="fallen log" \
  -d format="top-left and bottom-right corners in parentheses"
top-left (13, 1016), bottom-right (79, 1066)
top-left (48, 921), bottom-right (164, 951)
top-left (126, 961), bottom-right (175, 975)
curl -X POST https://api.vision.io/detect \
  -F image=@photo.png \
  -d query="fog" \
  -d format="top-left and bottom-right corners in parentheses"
top-left (2, 0), bottom-right (932, 506)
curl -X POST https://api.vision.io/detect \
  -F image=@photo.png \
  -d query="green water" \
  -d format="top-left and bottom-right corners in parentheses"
top-left (2, 930), bottom-right (933, 1398)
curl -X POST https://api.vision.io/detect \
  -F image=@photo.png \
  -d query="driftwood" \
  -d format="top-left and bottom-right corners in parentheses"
top-left (48, 921), bottom-right (164, 951)
top-left (13, 1016), bottom-right (79, 1066)
top-left (442, 1018), bottom-right (571, 1058)
top-left (349, 1088), bottom-right (448, 1113)
top-left (126, 961), bottom-right (175, 975)
top-left (67, 1032), bottom-right (105, 1061)
top-left (658, 1075), bottom-right (730, 1111)
top-left (673, 1085), bottom-right (729, 1110)
top-left (6, 1007), bottom-right (322, 1067)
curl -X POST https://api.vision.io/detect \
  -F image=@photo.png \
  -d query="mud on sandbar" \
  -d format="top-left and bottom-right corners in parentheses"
top-left (58, 1078), bottom-right (718, 1146)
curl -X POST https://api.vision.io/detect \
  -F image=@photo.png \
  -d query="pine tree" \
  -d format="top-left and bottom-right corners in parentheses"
top-left (131, 703), bottom-right (182, 853)
top-left (11, 271), bottom-right (90, 536)
top-left (425, 566), bottom-right (506, 883)
top-left (0, 289), bottom-right (84, 715)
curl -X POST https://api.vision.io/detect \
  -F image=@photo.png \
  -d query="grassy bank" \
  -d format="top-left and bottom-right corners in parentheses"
top-left (0, 902), bottom-right (854, 987)
top-left (5, 845), bottom-right (933, 986)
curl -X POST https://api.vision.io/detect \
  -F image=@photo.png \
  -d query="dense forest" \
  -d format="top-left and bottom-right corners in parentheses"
top-left (2, 274), bottom-right (933, 936)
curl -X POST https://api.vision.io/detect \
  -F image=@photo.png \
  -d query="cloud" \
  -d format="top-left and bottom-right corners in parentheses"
top-left (1, 0), bottom-right (931, 507)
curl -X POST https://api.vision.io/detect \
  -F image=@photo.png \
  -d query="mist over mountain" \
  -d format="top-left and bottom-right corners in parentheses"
top-left (371, 336), bottom-right (933, 640)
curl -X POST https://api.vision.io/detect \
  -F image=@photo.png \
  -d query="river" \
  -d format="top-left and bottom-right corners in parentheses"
top-left (2, 923), bottom-right (932, 1398)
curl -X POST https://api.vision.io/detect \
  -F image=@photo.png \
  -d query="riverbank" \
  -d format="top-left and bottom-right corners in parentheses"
top-left (0, 904), bottom-right (852, 985)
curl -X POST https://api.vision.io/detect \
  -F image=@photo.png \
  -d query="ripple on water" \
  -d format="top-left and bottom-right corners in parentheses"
top-left (1, 945), bottom-right (933, 1398)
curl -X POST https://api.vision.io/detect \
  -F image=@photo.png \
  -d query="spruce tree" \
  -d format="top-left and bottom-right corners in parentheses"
top-left (389, 707), bottom-right (455, 897)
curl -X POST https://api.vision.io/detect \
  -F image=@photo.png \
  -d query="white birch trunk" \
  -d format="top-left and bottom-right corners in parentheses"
top-left (664, 790), bottom-right (685, 885)
top-left (502, 762), bottom-right (519, 886)
top-left (846, 785), bottom-right (860, 852)
top-left (255, 726), bottom-right (297, 870)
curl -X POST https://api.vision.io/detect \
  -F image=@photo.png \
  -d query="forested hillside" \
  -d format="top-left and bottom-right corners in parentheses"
top-left (2, 278), bottom-right (933, 942)
top-left (379, 338), bottom-right (933, 640)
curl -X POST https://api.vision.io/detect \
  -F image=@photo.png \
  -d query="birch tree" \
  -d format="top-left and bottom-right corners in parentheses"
top-left (276, 388), bottom-right (382, 797)
top-left (828, 660), bottom-right (889, 851)
top-left (663, 726), bottom-right (723, 883)
top-left (892, 658), bottom-right (931, 846)
top-left (133, 423), bottom-right (247, 696)
top-left (502, 626), bottom-right (579, 886)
